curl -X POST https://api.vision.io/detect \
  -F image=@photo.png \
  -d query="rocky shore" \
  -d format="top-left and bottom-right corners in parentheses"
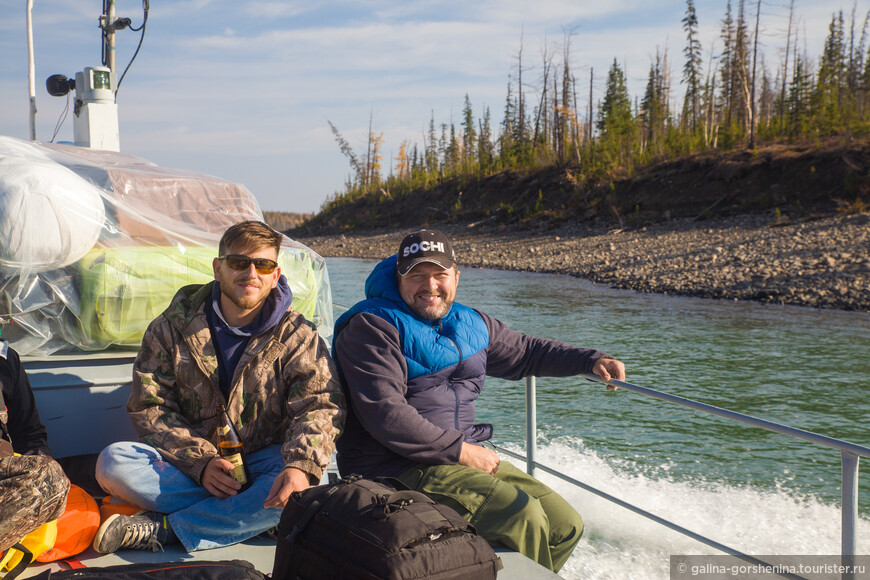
top-left (293, 213), bottom-right (870, 313)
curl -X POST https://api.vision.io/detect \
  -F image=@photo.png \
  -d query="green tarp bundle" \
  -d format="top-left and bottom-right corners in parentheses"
top-left (77, 246), bottom-right (326, 347)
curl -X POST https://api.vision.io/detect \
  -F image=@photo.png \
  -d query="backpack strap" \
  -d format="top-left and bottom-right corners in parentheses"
top-left (2, 543), bottom-right (34, 580)
top-left (382, 490), bottom-right (435, 505)
top-left (285, 484), bottom-right (340, 544)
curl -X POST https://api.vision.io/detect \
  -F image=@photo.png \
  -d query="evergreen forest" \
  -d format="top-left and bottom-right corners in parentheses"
top-left (307, 1), bottom-right (870, 230)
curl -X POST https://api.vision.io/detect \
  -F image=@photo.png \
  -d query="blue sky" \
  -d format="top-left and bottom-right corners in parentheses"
top-left (0, 0), bottom-right (858, 214)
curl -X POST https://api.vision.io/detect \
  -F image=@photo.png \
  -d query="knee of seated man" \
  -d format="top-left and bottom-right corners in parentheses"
top-left (474, 482), bottom-right (550, 536)
top-left (95, 442), bottom-right (156, 479)
top-left (543, 497), bottom-right (584, 543)
top-left (95, 442), bottom-right (126, 478)
top-left (514, 495), bottom-right (550, 532)
top-left (555, 508), bottom-right (584, 542)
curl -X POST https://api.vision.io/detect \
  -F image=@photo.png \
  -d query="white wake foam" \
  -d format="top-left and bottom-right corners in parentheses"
top-left (500, 438), bottom-right (870, 579)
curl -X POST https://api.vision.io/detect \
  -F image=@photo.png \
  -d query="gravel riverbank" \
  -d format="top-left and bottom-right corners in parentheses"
top-left (294, 213), bottom-right (870, 313)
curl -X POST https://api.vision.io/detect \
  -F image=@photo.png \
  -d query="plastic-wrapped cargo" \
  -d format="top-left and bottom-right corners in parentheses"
top-left (0, 135), bottom-right (332, 356)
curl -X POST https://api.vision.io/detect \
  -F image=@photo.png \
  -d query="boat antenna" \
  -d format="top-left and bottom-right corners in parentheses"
top-left (101, 0), bottom-right (150, 96)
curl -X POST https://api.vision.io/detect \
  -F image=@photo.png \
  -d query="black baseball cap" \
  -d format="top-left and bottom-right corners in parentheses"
top-left (396, 230), bottom-right (456, 276)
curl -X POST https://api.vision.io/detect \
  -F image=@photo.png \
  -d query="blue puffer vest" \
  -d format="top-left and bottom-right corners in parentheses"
top-left (334, 256), bottom-right (493, 443)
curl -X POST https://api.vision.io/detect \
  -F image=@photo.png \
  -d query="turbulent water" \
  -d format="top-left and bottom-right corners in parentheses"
top-left (325, 257), bottom-right (870, 579)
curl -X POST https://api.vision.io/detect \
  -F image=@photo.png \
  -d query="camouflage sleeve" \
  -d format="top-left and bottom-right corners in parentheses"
top-left (129, 317), bottom-right (216, 484)
top-left (279, 326), bottom-right (345, 483)
top-left (0, 455), bottom-right (69, 552)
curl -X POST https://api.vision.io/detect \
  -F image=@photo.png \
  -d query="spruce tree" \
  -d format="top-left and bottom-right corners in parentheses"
top-left (814, 12), bottom-right (847, 133)
top-left (478, 106), bottom-right (494, 172)
top-left (447, 123), bottom-right (461, 173)
top-left (788, 50), bottom-right (812, 138)
top-left (641, 52), bottom-right (669, 152)
top-left (682, 0), bottom-right (703, 131)
top-left (500, 77), bottom-right (516, 162)
top-left (461, 94), bottom-right (477, 167)
top-left (425, 112), bottom-right (438, 174)
top-left (598, 59), bottom-right (634, 165)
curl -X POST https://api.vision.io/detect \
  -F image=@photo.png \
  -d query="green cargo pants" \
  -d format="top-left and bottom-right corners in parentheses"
top-left (397, 460), bottom-right (583, 573)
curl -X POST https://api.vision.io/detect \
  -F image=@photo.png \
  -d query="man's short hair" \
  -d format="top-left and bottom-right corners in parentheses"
top-left (219, 220), bottom-right (283, 256)
top-left (396, 230), bottom-right (456, 276)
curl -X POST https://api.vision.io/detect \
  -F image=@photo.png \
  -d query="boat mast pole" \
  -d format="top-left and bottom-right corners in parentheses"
top-left (26, 0), bottom-right (36, 140)
top-left (105, 0), bottom-right (116, 73)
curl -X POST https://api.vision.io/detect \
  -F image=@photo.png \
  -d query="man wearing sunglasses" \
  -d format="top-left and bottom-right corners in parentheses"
top-left (92, 221), bottom-right (344, 554)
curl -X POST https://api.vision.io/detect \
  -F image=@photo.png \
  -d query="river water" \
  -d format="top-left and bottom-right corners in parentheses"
top-left (325, 257), bottom-right (870, 579)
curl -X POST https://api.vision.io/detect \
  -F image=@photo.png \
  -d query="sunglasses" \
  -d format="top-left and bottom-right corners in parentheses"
top-left (219, 254), bottom-right (279, 275)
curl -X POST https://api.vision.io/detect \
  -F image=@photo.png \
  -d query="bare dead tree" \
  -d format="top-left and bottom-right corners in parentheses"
top-left (705, 41), bottom-right (719, 147)
top-left (573, 71), bottom-right (582, 162)
top-left (364, 110), bottom-right (374, 188)
top-left (734, 0), bottom-right (753, 136)
top-left (516, 33), bottom-right (526, 145)
top-left (532, 42), bottom-right (552, 146)
top-left (588, 68), bottom-right (594, 144)
top-left (553, 73), bottom-right (559, 156)
top-left (748, 0), bottom-right (762, 149)
top-left (327, 120), bottom-right (364, 186)
top-left (560, 30), bottom-right (575, 160)
top-left (779, 0), bottom-right (795, 129)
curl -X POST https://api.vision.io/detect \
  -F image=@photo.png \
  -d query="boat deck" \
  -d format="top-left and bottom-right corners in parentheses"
top-left (19, 351), bottom-right (560, 578)
top-left (21, 539), bottom-right (558, 578)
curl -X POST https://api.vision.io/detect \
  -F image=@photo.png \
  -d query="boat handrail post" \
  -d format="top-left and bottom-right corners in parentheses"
top-left (525, 375), bottom-right (536, 478)
top-left (514, 374), bottom-right (868, 579)
top-left (842, 450), bottom-right (859, 580)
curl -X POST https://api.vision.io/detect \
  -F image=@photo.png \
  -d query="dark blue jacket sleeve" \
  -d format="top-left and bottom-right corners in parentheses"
top-left (335, 313), bottom-right (464, 465)
top-left (478, 310), bottom-right (611, 380)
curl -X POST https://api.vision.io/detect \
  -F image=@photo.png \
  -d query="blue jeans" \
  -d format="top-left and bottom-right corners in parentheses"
top-left (96, 442), bottom-right (285, 551)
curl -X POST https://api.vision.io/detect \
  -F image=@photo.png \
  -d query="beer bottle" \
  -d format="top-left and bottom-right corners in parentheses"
top-left (216, 404), bottom-right (252, 492)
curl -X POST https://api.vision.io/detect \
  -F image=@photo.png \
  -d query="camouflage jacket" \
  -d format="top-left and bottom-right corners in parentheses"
top-left (129, 281), bottom-right (344, 485)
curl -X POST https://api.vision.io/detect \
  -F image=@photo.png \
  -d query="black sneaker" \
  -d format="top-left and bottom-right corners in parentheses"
top-left (92, 511), bottom-right (170, 553)
top-left (259, 525), bottom-right (280, 540)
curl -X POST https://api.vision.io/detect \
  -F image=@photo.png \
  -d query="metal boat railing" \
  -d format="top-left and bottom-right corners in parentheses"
top-left (490, 374), bottom-right (869, 580)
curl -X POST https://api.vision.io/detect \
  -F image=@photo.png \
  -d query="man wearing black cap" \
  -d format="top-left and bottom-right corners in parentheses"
top-left (332, 229), bottom-right (625, 573)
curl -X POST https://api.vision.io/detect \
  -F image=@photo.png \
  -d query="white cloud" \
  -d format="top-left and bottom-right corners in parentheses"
top-left (241, 1), bottom-right (314, 19)
top-left (0, 0), bottom-right (864, 213)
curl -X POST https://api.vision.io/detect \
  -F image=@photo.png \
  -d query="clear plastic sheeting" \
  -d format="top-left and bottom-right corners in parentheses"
top-left (0, 136), bottom-right (333, 356)
top-left (0, 144), bottom-right (105, 270)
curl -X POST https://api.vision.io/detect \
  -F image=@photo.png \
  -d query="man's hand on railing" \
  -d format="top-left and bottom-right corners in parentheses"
top-left (592, 358), bottom-right (625, 390)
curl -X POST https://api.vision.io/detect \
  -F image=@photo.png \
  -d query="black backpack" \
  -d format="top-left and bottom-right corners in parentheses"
top-left (272, 475), bottom-right (502, 579)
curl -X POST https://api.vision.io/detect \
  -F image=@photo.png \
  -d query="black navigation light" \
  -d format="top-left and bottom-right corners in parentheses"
top-left (112, 17), bottom-right (133, 31)
top-left (46, 74), bottom-right (76, 97)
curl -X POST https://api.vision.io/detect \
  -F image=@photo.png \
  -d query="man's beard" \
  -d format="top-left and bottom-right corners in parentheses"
top-left (409, 299), bottom-right (450, 320)
top-left (220, 280), bottom-right (262, 311)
